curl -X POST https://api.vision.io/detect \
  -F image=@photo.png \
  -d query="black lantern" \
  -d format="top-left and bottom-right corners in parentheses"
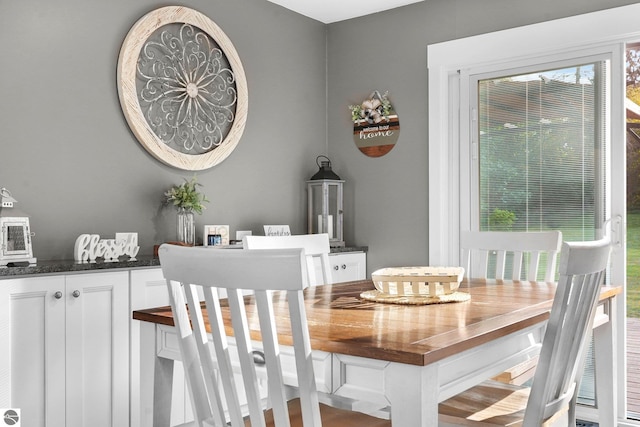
top-left (307, 156), bottom-right (344, 247)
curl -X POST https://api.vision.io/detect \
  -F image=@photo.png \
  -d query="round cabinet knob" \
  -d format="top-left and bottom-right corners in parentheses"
top-left (341, 264), bottom-right (347, 270)
top-left (72, 290), bottom-right (81, 298)
top-left (334, 265), bottom-right (339, 271)
top-left (54, 291), bottom-right (63, 299)
top-left (252, 350), bottom-right (266, 366)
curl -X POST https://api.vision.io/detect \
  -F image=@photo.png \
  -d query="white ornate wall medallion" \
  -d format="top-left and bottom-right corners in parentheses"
top-left (117, 6), bottom-right (248, 170)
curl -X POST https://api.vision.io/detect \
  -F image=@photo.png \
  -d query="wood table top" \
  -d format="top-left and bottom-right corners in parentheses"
top-left (133, 279), bottom-right (621, 366)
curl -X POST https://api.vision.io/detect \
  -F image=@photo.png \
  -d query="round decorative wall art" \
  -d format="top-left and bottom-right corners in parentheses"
top-left (349, 91), bottom-right (400, 157)
top-left (117, 6), bottom-right (248, 170)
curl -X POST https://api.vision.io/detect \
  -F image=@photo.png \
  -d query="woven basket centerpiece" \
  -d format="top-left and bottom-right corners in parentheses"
top-left (362, 266), bottom-right (468, 305)
top-left (372, 266), bottom-right (465, 296)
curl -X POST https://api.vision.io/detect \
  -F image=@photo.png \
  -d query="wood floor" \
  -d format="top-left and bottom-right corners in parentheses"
top-left (628, 317), bottom-right (640, 418)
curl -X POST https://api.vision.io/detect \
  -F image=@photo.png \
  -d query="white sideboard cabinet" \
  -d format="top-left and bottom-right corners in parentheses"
top-left (314, 251), bottom-right (367, 284)
top-left (329, 251), bottom-right (366, 282)
top-left (0, 271), bottom-right (129, 427)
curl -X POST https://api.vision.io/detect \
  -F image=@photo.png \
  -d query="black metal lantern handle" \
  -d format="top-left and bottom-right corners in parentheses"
top-left (316, 155), bottom-right (331, 169)
top-left (311, 155), bottom-right (341, 181)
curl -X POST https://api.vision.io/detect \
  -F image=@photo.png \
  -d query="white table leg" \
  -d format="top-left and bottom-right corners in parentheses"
top-left (139, 322), bottom-right (175, 427)
top-left (593, 300), bottom-right (618, 427)
top-left (385, 362), bottom-right (439, 426)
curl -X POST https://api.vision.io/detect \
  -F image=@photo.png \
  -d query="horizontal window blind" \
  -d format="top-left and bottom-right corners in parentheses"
top-left (478, 63), bottom-right (607, 245)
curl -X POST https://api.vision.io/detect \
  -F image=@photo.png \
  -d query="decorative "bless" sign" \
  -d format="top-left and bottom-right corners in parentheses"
top-left (74, 233), bottom-right (140, 262)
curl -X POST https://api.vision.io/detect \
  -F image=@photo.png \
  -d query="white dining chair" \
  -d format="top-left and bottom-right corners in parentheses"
top-left (461, 230), bottom-right (563, 283)
top-left (158, 244), bottom-right (390, 427)
top-left (460, 230), bottom-right (564, 384)
top-left (439, 238), bottom-right (611, 427)
top-left (243, 234), bottom-right (333, 286)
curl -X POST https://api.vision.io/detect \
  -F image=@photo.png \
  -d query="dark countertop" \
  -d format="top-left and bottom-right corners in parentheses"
top-left (0, 257), bottom-right (161, 278)
top-left (328, 246), bottom-right (368, 253)
top-left (0, 246), bottom-right (368, 278)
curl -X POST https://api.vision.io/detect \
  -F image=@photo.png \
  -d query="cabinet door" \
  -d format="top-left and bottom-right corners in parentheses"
top-left (0, 276), bottom-right (66, 427)
top-left (65, 272), bottom-right (129, 427)
top-left (330, 252), bottom-right (366, 282)
top-left (130, 268), bottom-right (171, 311)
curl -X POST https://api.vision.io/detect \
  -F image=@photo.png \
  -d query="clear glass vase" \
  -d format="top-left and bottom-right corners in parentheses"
top-left (177, 209), bottom-right (195, 245)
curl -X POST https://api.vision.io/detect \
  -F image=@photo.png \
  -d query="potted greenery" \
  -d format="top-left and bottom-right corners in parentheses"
top-left (165, 176), bottom-right (209, 244)
top-left (488, 208), bottom-right (516, 231)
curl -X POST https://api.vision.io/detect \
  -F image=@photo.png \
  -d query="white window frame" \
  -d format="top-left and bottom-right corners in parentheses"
top-left (427, 4), bottom-right (632, 425)
top-left (466, 53), bottom-right (612, 234)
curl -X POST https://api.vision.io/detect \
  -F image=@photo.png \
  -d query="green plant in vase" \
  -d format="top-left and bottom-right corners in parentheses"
top-left (165, 176), bottom-right (209, 244)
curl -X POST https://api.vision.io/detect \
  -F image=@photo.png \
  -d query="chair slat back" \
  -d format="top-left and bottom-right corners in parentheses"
top-left (244, 234), bottom-right (333, 286)
top-left (523, 238), bottom-right (611, 427)
top-left (461, 231), bottom-right (562, 282)
top-left (158, 244), bottom-right (322, 427)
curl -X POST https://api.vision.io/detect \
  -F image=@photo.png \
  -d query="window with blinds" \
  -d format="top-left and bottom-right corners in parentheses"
top-left (476, 62), bottom-right (608, 247)
top-left (473, 60), bottom-right (610, 406)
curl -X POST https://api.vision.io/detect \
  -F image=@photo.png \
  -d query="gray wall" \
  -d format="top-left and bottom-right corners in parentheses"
top-left (1, 0), bottom-right (638, 267)
top-left (326, 0), bottom-right (640, 273)
top-left (0, 0), bottom-right (326, 260)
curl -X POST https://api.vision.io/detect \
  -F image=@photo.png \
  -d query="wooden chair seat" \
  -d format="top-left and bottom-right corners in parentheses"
top-left (256, 399), bottom-right (391, 427)
top-left (439, 380), bottom-right (567, 426)
top-left (491, 356), bottom-right (538, 386)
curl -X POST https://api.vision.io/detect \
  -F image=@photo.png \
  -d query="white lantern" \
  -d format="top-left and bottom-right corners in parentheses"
top-left (307, 156), bottom-right (345, 247)
top-left (0, 188), bottom-right (36, 266)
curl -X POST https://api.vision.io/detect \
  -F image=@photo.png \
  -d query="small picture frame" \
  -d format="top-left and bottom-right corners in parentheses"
top-left (263, 225), bottom-right (291, 236)
top-left (203, 225), bottom-right (230, 246)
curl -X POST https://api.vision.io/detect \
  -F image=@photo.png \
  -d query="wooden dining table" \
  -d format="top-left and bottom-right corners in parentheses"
top-left (133, 279), bottom-right (621, 426)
